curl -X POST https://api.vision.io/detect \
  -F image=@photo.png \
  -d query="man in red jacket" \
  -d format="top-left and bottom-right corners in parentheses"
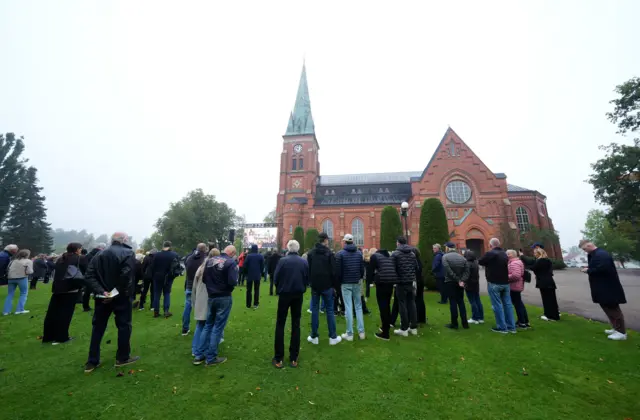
top-left (238, 251), bottom-right (247, 286)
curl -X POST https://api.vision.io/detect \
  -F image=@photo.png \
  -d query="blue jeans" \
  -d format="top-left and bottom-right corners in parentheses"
top-left (310, 288), bottom-right (336, 339)
top-left (182, 290), bottom-right (192, 331)
top-left (3, 278), bottom-right (28, 313)
top-left (196, 296), bottom-right (232, 362)
top-left (192, 320), bottom-right (205, 354)
top-left (341, 283), bottom-right (364, 335)
top-left (309, 293), bottom-right (327, 311)
top-left (487, 282), bottom-right (515, 331)
top-left (465, 290), bottom-right (484, 321)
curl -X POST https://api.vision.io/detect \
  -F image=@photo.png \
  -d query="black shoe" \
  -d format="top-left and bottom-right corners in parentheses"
top-left (154, 312), bottom-right (160, 318)
top-left (445, 324), bottom-right (459, 329)
top-left (375, 332), bottom-right (390, 341)
top-left (192, 357), bottom-right (205, 366)
top-left (164, 312), bottom-right (173, 319)
top-left (84, 362), bottom-right (100, 373)
top-left (62, 337), bottom-right (75, 343)
top-left (205, 357), bottom-right (227, 366)
top-left (462, 323), bottom-right (470, 329)
top-left (115, 356), bottom-right (140, 367)
top-left (83, 308), bottom-right (92, 312)
top-left (491, 328), bottom-right (508, 334)
top-left (181, 329), bottom-right (190, 336)
top-left (517, 323), bottom-right (529, 329)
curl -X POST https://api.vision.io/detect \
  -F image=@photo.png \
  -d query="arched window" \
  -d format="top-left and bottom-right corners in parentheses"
top-left (322, 219), bottom-right (334, 240)
top-left (351, 218), bottom-right (364, 247)
top-left (289, 224), bottom-right (293, 234)
top-left (516, 207), bottom-right (530, 232)
top-left (299, 158), bottom-right (304, 170)
top-left (292, 158), bottom-right (297, 171)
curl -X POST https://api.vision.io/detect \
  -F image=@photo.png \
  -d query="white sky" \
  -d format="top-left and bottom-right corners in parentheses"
top-left (1, 0), bottom-right (638, 249)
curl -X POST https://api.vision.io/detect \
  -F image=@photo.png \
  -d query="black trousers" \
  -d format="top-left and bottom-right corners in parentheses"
top-left (274, 293), bottom-right (303, 362)
top-left (42, 293), bottom-right (77, 343)
top-left (82, 286), bottom-right (92, 310)
top-left (510, 290), bottom-right (529, 325)
top-left (87, 295), bottom-right (132, 365)
top-left (445, 282), bottom-right (467, 327)
top-left (139, 278), bottom-right (152, 308)
top-left (376, 284), bottom-right (394, 337)
top-left (391, 289), bottom-right (399, 326)
top-left (396, 283), bottom-right (418, 330)
top-left (239, 270), bottom-right (245, 286)
top-left (415, 276), bottom-right (426, 324)
top-left (539, 288), bottom-right (560, 320)
top-left (437, 277), bottom-right (448, 302)
top-left (365, 281), bottom-right (371, 298)
top-left (30, 277), bottom-right (42, 289)
top-left (334, 287), bottom-right (344, 314)
top-left (246, 279), bottom-right (260, 307)
top-left (269, 275), bottom-right (275, 295)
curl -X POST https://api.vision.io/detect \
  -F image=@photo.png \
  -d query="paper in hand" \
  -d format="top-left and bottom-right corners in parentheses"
top-left (95, 288), bottom-right (120, 299)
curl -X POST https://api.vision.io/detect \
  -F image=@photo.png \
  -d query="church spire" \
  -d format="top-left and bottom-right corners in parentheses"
top-left (285, 63), bottom-right (315, 136)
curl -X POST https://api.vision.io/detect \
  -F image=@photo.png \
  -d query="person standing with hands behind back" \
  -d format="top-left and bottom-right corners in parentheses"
top-left (150, 241), bottom-right (180, 319)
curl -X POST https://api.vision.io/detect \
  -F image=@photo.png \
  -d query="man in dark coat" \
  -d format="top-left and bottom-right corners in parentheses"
top-left (150, 241), bottom-right (180, 318)
top-left (80, 243), bottom-right (106, 311)
top-left (580, 240), bottom-right (628, 341)
top-left (391, 237), bottom-right (419, 337)
top-left (267, 250), bottom-right (282, 296)
top-left (31, 254), bottom-right (48, 290)
top-left (432, 244), bottom-right (447, 304)
top-left (244, 244), bottom-right (265, 309)
top-left (182, 243), bottom-right (208, 336)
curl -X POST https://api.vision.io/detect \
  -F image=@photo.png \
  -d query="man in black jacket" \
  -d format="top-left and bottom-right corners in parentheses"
top-left (150, 241), bottom-right (180, 318)
top-left (306, 233), bottom-right (342, 346)
top-left (83, 232), bottom-right (139, 373)
top-left (139, 250), bottom-right (155, 310)
top-left (479, 238), bottom-right (515, 334)
top-left (267, 250), bottom-right (282, 296)
top-left (80, 243), bottom-right (106, 312)
top-left (182, 243), bottom-right (208, 336)
top-left (369, 249), bottom-right (397, 340)
top-left (391, 237), bottom-right (418, 337)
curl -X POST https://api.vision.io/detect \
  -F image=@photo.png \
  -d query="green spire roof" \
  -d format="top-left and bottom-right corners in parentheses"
top-left (285, 63), bottom-right (315, 136)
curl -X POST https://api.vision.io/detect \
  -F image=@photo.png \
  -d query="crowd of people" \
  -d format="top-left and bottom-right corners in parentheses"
top-left (0, 230), bottom-right (629, 374)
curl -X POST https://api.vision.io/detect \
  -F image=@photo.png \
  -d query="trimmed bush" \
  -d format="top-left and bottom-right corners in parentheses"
top-left (380, 206), bottom-right (403, 251)
top-left (551, 259), bottom-right (567, 270)
top-left (304, 228), bottom-right (319, 254)
top-left (293, 226), bottom-right (305, 252)
top-left (418, 198), bottom-right (449, 290)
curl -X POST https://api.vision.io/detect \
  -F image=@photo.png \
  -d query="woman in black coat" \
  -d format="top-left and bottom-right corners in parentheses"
top-left (30, 255), bottom-right (48, 290)
top-left (42, 243), bottom-right (86, 344)
top-left (464, 251), bottom-right (484, 324)
top-left (526, 248), bottom-right (559, 321)
top-left (413, 247), bottom-right (426, 324)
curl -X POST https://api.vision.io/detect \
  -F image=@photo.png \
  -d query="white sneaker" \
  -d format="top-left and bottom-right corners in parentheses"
top-left (320, 310), bottom-right (324, 314)
top-left (604, 329), bottom-right (616, 335)
top-left (359, 332), bottom-right (366, 340)
top-left (540, 316), bottom-right (550, 321)
top-left (307, 309), bottom-right (312, 314)
top-left (409, 328), bottom-right (418, 336)
top-left (219, 338), bottom-right (225, 344)
top-left (340, 333), bottom-right (354, 341)
top-left (307, 336), bottom-right (319, 345)
top-left (394, 329), bottom-right (409, 337)
top-left (15, 310), bottom-right (30, 315)
top-left (329, 336), bottom-right (342, 345)
top-left (607, 331), bottom-right (627, 341)
top-left (2, 313), bottom-right (9, 316)
top-left (467, 319), bottom-right (479, 325)
top-left (478, 320), bottom-right (485, 324)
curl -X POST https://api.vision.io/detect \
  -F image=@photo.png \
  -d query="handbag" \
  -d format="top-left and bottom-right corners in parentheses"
top-left (64, 261), bottom-right (85, 289)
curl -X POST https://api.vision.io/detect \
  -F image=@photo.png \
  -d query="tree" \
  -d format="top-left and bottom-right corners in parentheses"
top-left (304, 228), bottom-right (319, 253)
top-left (380, 206), bottom-right (402, 251)
top-left (418, 199), bottom-right (449, 290)
top-left (606, 76), bottom-right (640, 138)
top-left (293, 226), bottom-right (305, 253)
top-left (1, 167), bottom-right (53, 254)
top-left (263, 208), bottom-right (276, 224)
top-left (0, 133), bottom-right (28, 228)
top-left (582, 209), bottom-right (635, 266)
top-left (154, 189), bottom-right (237, 255)
top-left (498, 222), bottom-right (521, 251)
top-left (141, 231), bottom-right (164, 251)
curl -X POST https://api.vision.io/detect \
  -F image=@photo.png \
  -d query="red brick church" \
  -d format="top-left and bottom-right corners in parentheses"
top-left (276, 65), bottom-right (560, 258)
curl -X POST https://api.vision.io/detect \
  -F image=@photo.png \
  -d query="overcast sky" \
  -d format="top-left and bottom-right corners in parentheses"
top-left (1, 0), bottom-right (638, 249)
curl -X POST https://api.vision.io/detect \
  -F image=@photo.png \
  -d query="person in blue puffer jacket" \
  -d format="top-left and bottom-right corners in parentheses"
top-left (432, 244), bottom-right (447, 304)
top-left (336, 234), bottom-right (365, 341)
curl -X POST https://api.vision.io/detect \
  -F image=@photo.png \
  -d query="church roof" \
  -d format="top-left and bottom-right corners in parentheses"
top-left (318, 171), bottom-right (421, 186)
top-left (284, 63), bottom-right (315, 136)
top-left (507, 184), bottom-right (533, 193)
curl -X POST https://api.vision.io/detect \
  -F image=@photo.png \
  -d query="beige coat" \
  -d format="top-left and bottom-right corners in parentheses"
top-left (191, 263), bottom-right (209, 321)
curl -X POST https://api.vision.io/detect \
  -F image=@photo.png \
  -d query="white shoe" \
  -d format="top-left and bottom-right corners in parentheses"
top-left (2, 313), bottom-right (9, 316)
top-left (409, 328), bottom-right (418, 336)
top-left (15, 310), bottom-right (30, 315)
top-left (607, 331), bottom-right (627, 341)
top-left (340, 333), bottom-right (354, 341)
top-left (394, 329), bottom-right (409, 337)
top-left (219, 338), bottom-right (225, 344)
top-left (320, 310), bottom-right (324, 314)
top-left (307, 336), bottom-right (319, 345)
top-left (307, 309), bottom-right (312, 314)
top-left (604, 329), bottom-right (616, 335)
top-left (359, 332), bottom-right (366, 340)
top-left (478, 320), bottom-right (485, 324)
top-left (467, 319), bottom-right (479, 325)
top-left (540, 316), bottom-right (550, 321)
top-left (329, 336), bottom-right (342, 345)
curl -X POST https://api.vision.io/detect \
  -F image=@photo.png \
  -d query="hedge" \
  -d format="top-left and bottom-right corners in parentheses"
top-left (417, 198), bottom-right (449, 290)
top-left (379, 206), bottom-right (403, 251)
top-left (293, 226), bottom-right (305, 253)
top-left (304, 228), bottom-right (319, 254)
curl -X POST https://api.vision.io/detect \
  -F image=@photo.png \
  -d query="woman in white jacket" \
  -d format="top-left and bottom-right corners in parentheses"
top-left (3, 249), bottom-right (34, 315)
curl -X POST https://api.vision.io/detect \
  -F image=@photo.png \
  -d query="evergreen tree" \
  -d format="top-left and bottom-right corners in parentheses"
top-left (0, 133), bottom-right (28, 228)
top-left (2, 167), bottom-right (53, 254)
top-left (418, 198), bottom-right (449, 290)
top-left (304, 228), bottom-right (319, 253)
top-left (380, 206), bottom-right (403, 251)
top-left (293, 226), bottom-right (305, 252)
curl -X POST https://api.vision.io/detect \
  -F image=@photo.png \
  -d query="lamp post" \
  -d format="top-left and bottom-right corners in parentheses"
top-left (400, 201), bottom-right (409, 244)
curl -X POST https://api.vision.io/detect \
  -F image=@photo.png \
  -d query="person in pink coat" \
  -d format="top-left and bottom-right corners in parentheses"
top-left (507, 249), bottom-right (529, 329)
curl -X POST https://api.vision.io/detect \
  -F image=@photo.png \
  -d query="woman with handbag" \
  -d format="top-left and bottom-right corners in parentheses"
top-left (3, 249), bottom-right (34, 315)
top-left (42, 243), bottom-right (86, 344)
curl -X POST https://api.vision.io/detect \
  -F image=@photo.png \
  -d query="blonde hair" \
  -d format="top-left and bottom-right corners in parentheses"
top-left (366, 248), bottom-right (377, 261)
top-left (209, 248), bottom-right (221, 257)
top-left (534, 248), bottom-right (548, 259)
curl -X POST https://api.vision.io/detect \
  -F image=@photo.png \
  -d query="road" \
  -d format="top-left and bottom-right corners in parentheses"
top-left (478, 268), bottom-right (640, 330)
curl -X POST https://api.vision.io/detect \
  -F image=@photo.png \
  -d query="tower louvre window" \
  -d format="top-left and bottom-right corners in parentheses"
top-left (292, 158), bottom-right (297, 170)
top-left (299, 158), bottom-right (304, 170)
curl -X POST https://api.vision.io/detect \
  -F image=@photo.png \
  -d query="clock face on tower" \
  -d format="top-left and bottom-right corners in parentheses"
top-left (293, 144), bottom-right (303, 153)
top-left (293, 179), bottom-right (302, 188)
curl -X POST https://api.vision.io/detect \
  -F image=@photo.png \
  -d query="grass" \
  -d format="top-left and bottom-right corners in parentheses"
top-left (1, 279), bottom-right (639, 420)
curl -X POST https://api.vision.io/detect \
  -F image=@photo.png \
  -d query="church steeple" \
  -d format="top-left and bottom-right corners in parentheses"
top-left (285, 63), bottom-right (315, 136)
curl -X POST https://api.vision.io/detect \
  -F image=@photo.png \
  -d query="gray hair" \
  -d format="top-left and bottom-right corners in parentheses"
top-left (489, 238), bottom-right (501, 247)
top-left (4, 244), bottom-right (18, 252)
top-left (197, 243), bottom-right (209, 253)
top-left (97, 243), bottom-right (107, 250)
top-left (506, 249), bottom-right (518, 258)
top-left (432, 243), bottom-right (441, 251)
top-left (111, 232), bottom-right (130, 246)
top-left (287, 240), bottom-right (300, 253)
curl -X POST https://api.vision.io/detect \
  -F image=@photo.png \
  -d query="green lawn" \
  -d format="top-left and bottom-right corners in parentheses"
top-left (1, 279), bottom-right (638, 420)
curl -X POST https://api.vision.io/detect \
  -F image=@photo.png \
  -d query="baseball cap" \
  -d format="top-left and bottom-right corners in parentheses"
top-left (531, 242), bottom-right (544, 249)
top-left (444, 242), bottom-right (456, 248)
top-left (343, 234), bottom-right (354, 242)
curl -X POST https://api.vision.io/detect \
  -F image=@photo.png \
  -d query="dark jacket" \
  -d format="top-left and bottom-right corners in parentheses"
top-left (185, 251), bottom-right (206, 290)
top-left (464, 252), bottom-right (480, 293)
top-left (392, 244), bottom-right (418, 284)
top-left (203, 254), bottom-right (238, 297)
top-left (432, 251), bottom-right (445, 279)
top-left (142, 253), bottom-right (154, 279)
top-left (525, 257), bottom-right (556, 289)
top-left (84, 243), bottom-right (136, 296)
top-left (151, 249), bottom-right (180, 283)
top-left (244, 244), bottom-right (265, 282)
top-left (369, 250), bottom-right (397, 285)
top-left (134, 258), bottom-right (144, 282)
top-left (336, 244), bottom-right (364, 284)
top-left (442, 251), bottom-right (470, 284)
top-left (52, 253), bottom-right (86, 294)
top-left (0, 250), bottom-right (11, 281)
top-left (33, 258), bottom-right (48, 278)
top-left (587, 248), bottom-right (626, 305)
top-left (274, 252), bottom-right (309, 294)
top-left (478, 247), bottom-right (509, 285)
top-left (307, 242), bottom-right (336, 291)
top-left (268, 252), bottom-right (282, 277)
